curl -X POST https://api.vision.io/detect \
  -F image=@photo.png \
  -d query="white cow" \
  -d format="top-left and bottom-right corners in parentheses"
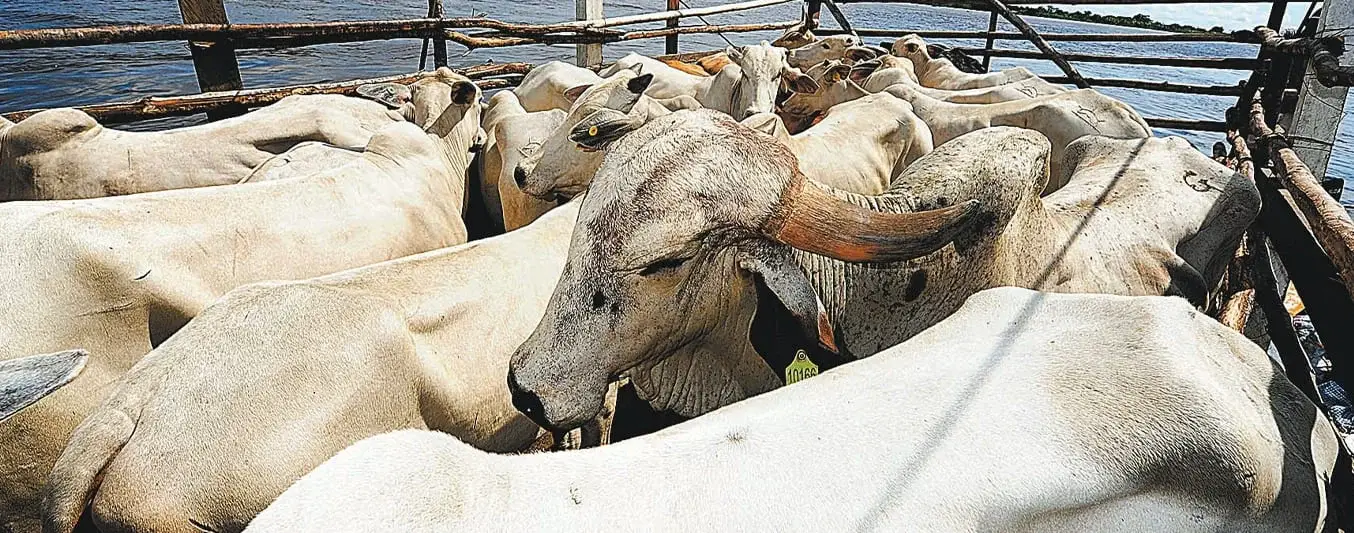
top-left (0, 94), bottom-right (402, 200)
top-left (784, 34), bottom-right (861, 69)
top-left (0, 351), bottom-right (86, 424)
top-left (779, 58), bottom-right (1059, 134)
top-left (42, 201), bottom-right (579, 533)
top-left (249, 289), bottom-right (1341, 533)
top-left (880, 82), bottom-right (1150, 193)
top-left (740, 91), bottom-right (933, 194)
top-left (513, 69), bottom-right (688, 201)
top-left (240, 141), bottom-right (363, 183)
top-left (507, 114), bottom-right (1258, 437)
top-left (485, 93), bottom-right (566, 230)
top-left (600, 42), bottom-right (818, 120)
top-left (857, 55), bottom-right (1065, 101)
top-left (891, 33), bottom-right (1041, 90)
top-left (0, 68), bottom-right (484, 532)
top-left (513, 61), bottom-right (606, 112)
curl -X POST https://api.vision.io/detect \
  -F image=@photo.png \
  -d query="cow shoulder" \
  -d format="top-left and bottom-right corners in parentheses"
top-left (5, 108), bottom-right (100, 153)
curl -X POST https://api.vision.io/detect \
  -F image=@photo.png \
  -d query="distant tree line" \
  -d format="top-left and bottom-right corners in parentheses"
top-left (1011, 6), bottom-right (1225, 34)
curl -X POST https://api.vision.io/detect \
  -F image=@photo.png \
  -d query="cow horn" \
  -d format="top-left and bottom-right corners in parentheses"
top-left (761, 174), bottom-right (981, 263)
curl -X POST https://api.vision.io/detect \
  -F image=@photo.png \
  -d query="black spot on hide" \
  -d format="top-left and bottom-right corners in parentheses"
top-left (591, 290), bottom-right (606, 310)
top-left (903, 269), bottom-right (927, 302)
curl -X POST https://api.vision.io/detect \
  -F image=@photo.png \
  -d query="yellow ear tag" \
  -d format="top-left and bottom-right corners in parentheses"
top-left (588, 125), bottom-right (599, 136)
top-left (785, 350), bottom-right (819, 385)
top-left (830, 72), bottom-right (843, 83)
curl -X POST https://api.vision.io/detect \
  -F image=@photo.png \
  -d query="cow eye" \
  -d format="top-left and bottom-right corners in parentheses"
top-left (639, 256), bottom-right (690, 277)
top-left (821, 43), bottom-right (830, 49)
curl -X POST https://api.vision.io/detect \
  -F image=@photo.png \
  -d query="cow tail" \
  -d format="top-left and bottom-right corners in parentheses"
top-left (41, 406), bottom-right (136, 533)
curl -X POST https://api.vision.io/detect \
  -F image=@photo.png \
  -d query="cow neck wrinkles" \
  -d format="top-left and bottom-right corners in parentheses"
top-left (780, 179), bottom-right (918, 355)
top-left (421, 108), bottom-right (477, 208)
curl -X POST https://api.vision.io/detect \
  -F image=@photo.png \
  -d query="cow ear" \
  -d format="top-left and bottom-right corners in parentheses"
top-left (737, 243), bottom-right (838, 354)
top-left (450, 81), bottom-right (479, 105)
top-left (563, 84), bottom-right (593, 104)
top-left (848, 59), bottom-right (880, 83)
top-left (0, 349), bottom-right (88, 423)
top-left (726, 45), bottom-right (745, 62)
top-left (782, 67), bottom-right (820, 94)
top-left (626, 62), bottom-right (644, 75)
top-left (356, 83), bottom-right (412, 109)
top-left (568, 108), bottom-right (644, 151)
top-left (844, 46), bottom-right (879, 62)
top-left (626, 73), bottom-right (654, 95)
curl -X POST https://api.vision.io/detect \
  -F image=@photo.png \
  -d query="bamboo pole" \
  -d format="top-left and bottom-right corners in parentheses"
top-left (1042, 76), bottom-right (1245, 96)
top-left (0, 63), bottom-right (530, 124)
top-left (0, 18), bottom-right (795, 53)
top-left (979, 0), bottom-right (1089, 87)
top-left (953, 47), bottom-right (1264, 70)
top-left (1253, 25), bottom-right (1354, 87)
top-left (1144, 117), bottom-right (1229, 131)
top-left (824, 28), bottom-right (1249, 42)
top-left (562, 0), bottom-right (794, 28)
top-left (435, 21), bottom-right (796, 50)
top-left (1217, 130), bottom-right (1258, 334)
top-left (1248, 96), bottom-right (1354, 305)
top-left (0, 19), bottom-right (620, 51)
top-left (835, 0), bottom-right (1278, 4)
top-left (618, 21), bottom-right (796, 41)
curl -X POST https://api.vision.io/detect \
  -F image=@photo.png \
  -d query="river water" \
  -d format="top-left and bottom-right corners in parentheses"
top-left (1, 0), bottom-right (1351, 208)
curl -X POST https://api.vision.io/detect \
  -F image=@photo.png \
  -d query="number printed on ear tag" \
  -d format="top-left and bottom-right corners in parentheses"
top-left (785, 350), bottom-right (819, 385)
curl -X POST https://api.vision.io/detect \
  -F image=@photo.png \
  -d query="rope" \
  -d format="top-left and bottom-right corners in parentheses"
top-left (678, 0), bottom-right (737, 48)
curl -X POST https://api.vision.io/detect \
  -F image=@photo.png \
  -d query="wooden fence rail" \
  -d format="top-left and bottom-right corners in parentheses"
top-left (951, 47), bottom-right (1264, 70)
top-left (1042, 76), bottom-right (1245, 96)
top-left (0, 63), bottom-right (530, 124)
top-left (820, 28), bottom-right (1251, 42)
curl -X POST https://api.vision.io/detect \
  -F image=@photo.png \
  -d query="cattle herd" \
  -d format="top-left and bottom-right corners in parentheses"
top-left (0, 25), bottom-right (1345, 533)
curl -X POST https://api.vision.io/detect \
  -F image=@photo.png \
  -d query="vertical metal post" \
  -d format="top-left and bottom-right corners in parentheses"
top-left (177, 0), bottom-right (244, 120)
top-left (1283, 0), bottom-right (1351, 179)
top-left (577, 0), bottom-right (604, 67)
top-left (982, 10), bottom-right (998, 72)
top-left (1259, 0), bottom-right (1291, 126)
top-left (430, 0), bottom-right (448, 68)
top-left (665, 0), bottom-right (679, 55)
top-left (807, 0), bottom-right (823, 28)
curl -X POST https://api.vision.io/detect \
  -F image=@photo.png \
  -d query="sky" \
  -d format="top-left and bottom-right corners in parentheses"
top-left (1043, 2), bottom-right (1313, 31)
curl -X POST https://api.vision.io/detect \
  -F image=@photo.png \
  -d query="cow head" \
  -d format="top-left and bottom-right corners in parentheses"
top-left (513, 68), bottom-right (656, 201)
top-left (778, 60), bottom-right (861, 133)
top-left (771, 5), bottom-right (818, 49)
top-left (890, 34), bottom-right (933, 73)
top-left (785, 35), bottom-right (860, 70)
top-left (508, 110), bottom-right (979, 431)
top-left (721, 42), bottom-right (817, 120)
top-left (358, 67), bottom-right (486, 149)
top-left (1, 350), bottom-right (87, 423)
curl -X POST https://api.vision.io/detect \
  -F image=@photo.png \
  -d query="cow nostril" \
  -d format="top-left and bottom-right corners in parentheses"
top-left (508, 370), bottom-right (549, 425)
top-left (513, 165), bottom-right (529, 188)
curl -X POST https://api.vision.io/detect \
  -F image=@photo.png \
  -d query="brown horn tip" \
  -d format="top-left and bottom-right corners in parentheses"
top-left (763, 176), bottom-right (982, 263)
